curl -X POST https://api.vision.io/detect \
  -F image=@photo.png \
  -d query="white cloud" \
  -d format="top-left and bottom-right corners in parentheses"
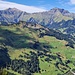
top-left (70, 0), bottom-right (75, 4)
top-left (0, 1), bottom-right (47, 13)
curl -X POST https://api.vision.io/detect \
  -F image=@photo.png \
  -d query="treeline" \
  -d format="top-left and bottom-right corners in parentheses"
top-left (7, 51), bottom-right (40, 75)
top-left (34, 27), bottom-right (75, 48)
top-left (0, 47), bottom-right (11, 68)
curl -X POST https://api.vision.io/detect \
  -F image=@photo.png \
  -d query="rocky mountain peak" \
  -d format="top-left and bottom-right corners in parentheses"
top-left (5, 8), bottom-right (21, 12)
top-left (50, 7), bottom-right (70, 15)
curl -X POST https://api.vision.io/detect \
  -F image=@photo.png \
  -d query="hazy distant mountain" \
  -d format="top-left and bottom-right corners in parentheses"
top-left (0, 8), bottom-right (29, 24)
top-left (0, 7), bottom-right (75, 24)
top-left (50, 8), bottom-right (75, 18)
top-left (23, 7), bottom-right (74, 25)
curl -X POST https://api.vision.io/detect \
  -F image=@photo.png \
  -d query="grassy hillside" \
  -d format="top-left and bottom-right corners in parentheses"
top-left (0, 22), bottom-right (75, 75)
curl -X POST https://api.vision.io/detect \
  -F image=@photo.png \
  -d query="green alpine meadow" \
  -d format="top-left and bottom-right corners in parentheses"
top-left (0, 21), bottom-right (75, 75)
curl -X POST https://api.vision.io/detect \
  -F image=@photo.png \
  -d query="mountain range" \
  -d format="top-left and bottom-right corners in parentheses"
top-left (0, 7), bottom-right (75, 38)
top-left (0, 7), bottom-right (75, 24)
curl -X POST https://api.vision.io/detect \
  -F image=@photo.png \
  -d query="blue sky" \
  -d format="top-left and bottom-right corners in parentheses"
top-left (0, 0), bottom-right (75, 13)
